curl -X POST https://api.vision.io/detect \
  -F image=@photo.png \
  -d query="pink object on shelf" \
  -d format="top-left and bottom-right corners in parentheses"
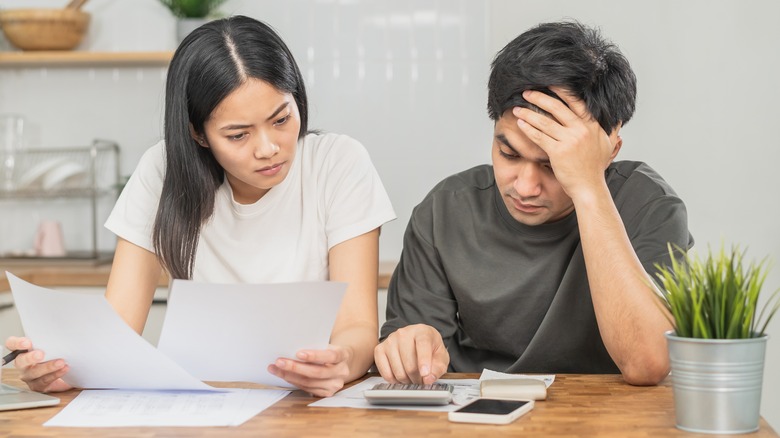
top-left (34, 220), bottom-right (66, 257)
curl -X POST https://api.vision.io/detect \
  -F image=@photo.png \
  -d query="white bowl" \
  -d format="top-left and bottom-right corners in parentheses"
top-left (42, 161), bottom-right (86, 190)
top-left (16, 157), bottom-right (69, 190)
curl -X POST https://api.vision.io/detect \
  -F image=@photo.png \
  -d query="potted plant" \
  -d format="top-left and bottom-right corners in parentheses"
top-left (158, 0), bottom-right (226, 42)
top-left (654, 245), bottom-right (780, 434)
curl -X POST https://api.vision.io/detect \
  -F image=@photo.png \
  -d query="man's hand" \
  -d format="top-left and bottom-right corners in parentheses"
top-left (513, 86), bottom-right (620, 200)
top-left (374, 324), bottom-right (449, 385)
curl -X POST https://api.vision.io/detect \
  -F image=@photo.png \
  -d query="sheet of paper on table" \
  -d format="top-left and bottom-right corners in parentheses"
top-left (44, 388), bottom-right (290, 427)
top-left (308, 370), bottom-right (555, 412)
top-left (479, 369), bottom-right (555, 387)
top-left (308, 376), bottom-right (480, 412)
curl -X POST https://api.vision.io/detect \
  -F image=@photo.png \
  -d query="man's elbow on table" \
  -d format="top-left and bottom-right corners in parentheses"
top-left (620, 354), bottom-right (670, 386)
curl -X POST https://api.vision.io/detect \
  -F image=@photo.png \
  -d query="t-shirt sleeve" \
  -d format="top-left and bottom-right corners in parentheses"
top-left (627, 194), bottom-right (694, 277)
top-left (611, 164), bottom-right (695, 278)
top-left (103, 143), bottom-right (165, 253)
top-left (380, 197), bottom-right (459, 345)
top-left (319, 135), bottom-right (396, 249)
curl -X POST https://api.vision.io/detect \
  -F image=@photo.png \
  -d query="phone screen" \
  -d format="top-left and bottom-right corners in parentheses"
top-left (455, 399), bottom-right (530, 415)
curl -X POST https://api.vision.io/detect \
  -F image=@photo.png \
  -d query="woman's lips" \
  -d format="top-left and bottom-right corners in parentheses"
top-left (257, 162), bottom-right (284, 176)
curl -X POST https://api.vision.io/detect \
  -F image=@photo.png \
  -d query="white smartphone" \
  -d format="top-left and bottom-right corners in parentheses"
top-left (363, 383), bottom-right (454, 405)
top-left (448, 398), bottom-right (534, 425)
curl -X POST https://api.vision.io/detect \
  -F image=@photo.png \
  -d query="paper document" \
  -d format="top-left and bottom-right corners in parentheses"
top-left (44, 388), bottom-right (290, 427)
top-left (7, 273), bottom-right (213, 391)
top-left (158, 279), bottom-right (346, 387)
top-left (309, 369), bottom-right (556, 411)
top-left (308, 376), bottom-right (481, 411)
top-left (478, 369), bottom-right (555, 387)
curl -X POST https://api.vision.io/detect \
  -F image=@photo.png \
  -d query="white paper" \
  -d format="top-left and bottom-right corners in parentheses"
top-left (478, 369), bottom-right (556, 387)
top-left (44, 388), bottom-right (290, 427)
top-left (308, 376), bottom-right (481, 411)
top-left (157, 279), bottom-right (346, 387)
top-left (310, 369), bottom-right (556, 411)
top-left (7, 273), bottom-right (213, 391)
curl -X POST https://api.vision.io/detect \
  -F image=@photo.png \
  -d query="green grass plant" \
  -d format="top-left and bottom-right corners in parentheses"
top-left (655, 245), bottom-right (780, 339)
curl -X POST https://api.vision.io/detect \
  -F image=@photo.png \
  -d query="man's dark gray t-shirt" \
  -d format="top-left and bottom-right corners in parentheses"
top-left (381, 161), bottom-right (694, 374)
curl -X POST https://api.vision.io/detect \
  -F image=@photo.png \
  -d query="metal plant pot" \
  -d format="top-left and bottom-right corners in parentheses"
top-left (665, 331), bottom-right (767, 434)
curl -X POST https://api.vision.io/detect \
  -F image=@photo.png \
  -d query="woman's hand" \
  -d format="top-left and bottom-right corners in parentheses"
top-left (5, 336), bottom-right (72, 393)
top-left (267, 344), bottom-right (352, 397)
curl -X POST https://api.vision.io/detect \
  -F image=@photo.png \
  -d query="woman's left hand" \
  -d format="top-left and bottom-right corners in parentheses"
top-left (268, 344), bottom-right (351, 397)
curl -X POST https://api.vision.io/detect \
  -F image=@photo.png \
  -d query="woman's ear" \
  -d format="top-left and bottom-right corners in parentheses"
top-left (189, 124), bottom-right (208, 148)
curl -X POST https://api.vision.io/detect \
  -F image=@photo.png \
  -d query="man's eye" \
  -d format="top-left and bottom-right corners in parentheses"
top-left (499, 149), bottom-right (520, 160)
top-left (274, 115), bottom-right (289, 126)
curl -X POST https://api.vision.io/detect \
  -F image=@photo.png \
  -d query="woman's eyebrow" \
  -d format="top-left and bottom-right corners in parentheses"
top-left (266, 102), bottom-right (290, 121)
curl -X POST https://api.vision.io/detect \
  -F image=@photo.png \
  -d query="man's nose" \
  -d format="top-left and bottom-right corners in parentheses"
top-left (513, 163), bottom-right (543, 198)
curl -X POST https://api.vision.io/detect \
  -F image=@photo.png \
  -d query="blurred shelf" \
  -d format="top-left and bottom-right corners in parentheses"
top-left (0, 260), bottom-right (398, 293)
top-left (0, 187), bottom-right (116, 199)
top-left (0, 51), bottom-right (173, 67)
top-left (0, 250), bottom-right (114, 265)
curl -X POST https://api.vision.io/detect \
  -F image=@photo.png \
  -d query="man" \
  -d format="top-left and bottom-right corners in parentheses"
top-left (375, 21), bottom-right (693, 386)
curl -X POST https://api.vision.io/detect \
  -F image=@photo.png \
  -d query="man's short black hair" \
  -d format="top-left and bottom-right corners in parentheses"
top-left (487, 21), bottom-right (636, 135)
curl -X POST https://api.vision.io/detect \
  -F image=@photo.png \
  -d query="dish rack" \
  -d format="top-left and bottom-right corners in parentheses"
top-left (0, 139), bottom-right (120, 263)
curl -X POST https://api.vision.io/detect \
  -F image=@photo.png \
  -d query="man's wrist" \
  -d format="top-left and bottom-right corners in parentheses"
top-left (569, 179), bottom-right (611, 209)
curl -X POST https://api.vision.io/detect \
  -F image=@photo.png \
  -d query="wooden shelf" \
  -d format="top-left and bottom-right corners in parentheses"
top-left (0, 260), bottom-right (398, 293)
top-left (0, 51), bottom-right (173, 67)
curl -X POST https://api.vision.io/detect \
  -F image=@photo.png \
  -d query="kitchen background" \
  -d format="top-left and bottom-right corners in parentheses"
top-left (1, 0), bottom-right (778, 427)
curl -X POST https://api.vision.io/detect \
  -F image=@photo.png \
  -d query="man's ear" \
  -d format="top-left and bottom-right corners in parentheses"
top-left (608, 124), bottom-right (623, 162)
top-left (189, 124), bottom-right (208, 148)
top-left (610, 136), bottom-right (623, 161)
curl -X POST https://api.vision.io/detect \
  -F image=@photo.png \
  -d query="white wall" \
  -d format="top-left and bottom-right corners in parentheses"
top-left (1, 0), bottom-right (778, 427)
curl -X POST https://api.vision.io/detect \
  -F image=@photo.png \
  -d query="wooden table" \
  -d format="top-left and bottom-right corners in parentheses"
top-left (1, 371), bottom-right (776, 437)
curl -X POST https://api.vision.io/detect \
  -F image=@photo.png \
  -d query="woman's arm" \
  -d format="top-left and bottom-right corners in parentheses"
top-left (268, 228), bottom-right (380, 396)
top-left (327, 227), bottom-right (381, 379)
top-left (105, 237), bottom-right (163, 334)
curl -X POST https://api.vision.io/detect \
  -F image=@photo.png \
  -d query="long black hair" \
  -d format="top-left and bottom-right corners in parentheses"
top-left (487, 21), bottom-right (636, 135)
top-left (153, 15), bottom-right (308, 279)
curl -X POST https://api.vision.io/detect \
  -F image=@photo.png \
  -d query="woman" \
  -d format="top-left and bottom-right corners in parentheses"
top-left (5, 15), bottom-right (395, 397)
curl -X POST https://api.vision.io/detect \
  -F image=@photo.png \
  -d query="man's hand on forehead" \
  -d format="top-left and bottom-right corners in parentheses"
top-left (511, 86), bottom-right (617, 199)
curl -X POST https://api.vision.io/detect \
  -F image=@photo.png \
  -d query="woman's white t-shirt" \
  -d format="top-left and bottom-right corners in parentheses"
top-left (105, 133), bottom-right (396, 283)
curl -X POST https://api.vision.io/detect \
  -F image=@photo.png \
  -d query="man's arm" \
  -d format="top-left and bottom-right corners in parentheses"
top-left (569, 183), bottom-right (673, 385)
top-left (515, 88), bottom-right (675, 385)
top-left (375, 201), bottom-right (456, 385)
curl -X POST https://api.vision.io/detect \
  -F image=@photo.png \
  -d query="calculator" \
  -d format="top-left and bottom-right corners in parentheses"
top-left (363, 382), bottom-right (454, 405)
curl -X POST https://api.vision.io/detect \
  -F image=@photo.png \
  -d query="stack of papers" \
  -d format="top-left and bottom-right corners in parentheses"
top-left (6, 273), bottom-right (346, 427)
